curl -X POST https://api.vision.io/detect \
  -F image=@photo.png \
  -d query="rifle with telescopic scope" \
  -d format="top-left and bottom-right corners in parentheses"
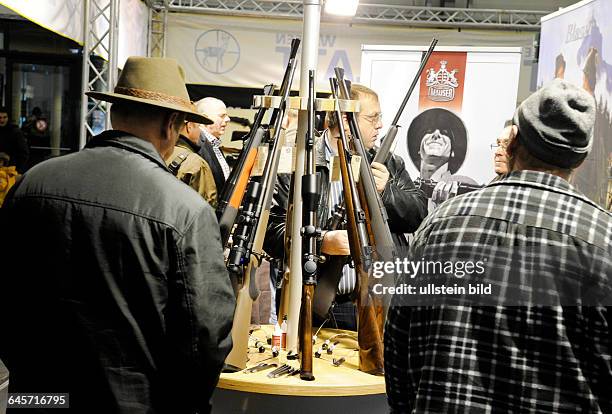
top-left (223, 38), bottom-right (301, 372)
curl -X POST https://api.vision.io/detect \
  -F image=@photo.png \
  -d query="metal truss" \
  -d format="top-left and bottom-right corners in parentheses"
top-left (79, 0), bottom-right (120, 148)
top-left (148, 6), bottom-right (168, 57)
top-left (353, 5), bottom-right (547, 30)
top-left (149, 0), bottom-right (547, 30)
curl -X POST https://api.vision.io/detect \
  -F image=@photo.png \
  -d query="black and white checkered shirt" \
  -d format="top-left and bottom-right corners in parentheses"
top-left (385, 170), bottom-right (612, 413)
top-left (201, 128), bottom-right (230, 180)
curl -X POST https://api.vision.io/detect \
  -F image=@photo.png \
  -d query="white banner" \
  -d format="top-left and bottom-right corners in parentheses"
top-left (118, 0), bottom-right (149, 67)
top-left (167, 13), bottom-right (536, 101)
top-left (0, 0), bottom-right (83, 45)
top-left (0, 0), bottom-right (148, 68)
top-left (538, 0), bottom-right (612, 207)
top-left (361, 46), bottom-right (521, 186)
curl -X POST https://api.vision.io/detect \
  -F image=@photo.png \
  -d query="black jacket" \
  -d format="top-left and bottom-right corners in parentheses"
top-left (0, 123), bottom-right (29, 173)
top-left (264, 134), bottom-right (428, 260)
top-left (198, 134), bottom-right (226, 196)
top-left (0, 131), bottom-right (235, 414)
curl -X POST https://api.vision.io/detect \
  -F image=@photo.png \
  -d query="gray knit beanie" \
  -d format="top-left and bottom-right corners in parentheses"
top-left (513, 78), bottom-right (595, 168)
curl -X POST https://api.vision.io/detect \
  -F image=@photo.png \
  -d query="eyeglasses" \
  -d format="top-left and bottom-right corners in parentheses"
top-left (360, 113), bottom-right (383, 125)
top-left (490, 138), bottom-right (509, 150)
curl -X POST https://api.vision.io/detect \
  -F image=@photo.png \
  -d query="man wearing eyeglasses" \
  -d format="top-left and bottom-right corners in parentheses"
top-left (493, 120), bottom-right (512, 178)
top-left (265, 84), bottom-right (428, 330)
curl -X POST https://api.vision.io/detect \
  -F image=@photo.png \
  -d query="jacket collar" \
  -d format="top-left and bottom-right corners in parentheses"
top-left (489, 169), bottom-right (601, 211)
top-left (85, 130), bottom-right (168, 170)
top-left (177, 135), bottom-right (201, 153)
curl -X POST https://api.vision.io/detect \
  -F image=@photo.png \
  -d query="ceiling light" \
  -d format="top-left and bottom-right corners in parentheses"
top-left (325, 0), bottom-right (359, 17)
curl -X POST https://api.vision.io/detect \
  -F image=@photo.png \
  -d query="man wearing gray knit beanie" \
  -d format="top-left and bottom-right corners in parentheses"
top-left (510, 78), bottom-right (595, 171)
top-left (385, 78), bottom-right (612, 413)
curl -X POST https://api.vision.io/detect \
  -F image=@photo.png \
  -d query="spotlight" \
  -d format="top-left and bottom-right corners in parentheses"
top-left (324, 0), bottom-right (359, 17)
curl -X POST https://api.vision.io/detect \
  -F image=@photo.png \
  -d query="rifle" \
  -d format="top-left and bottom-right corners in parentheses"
top-left (298, 70), bottom-right (317, 381)
top-left (415, 178), bottom-right (483, 198)
top-left (335, 69), bottom-right (394, 336)
top-left (217, 83), bottom-right (275, 246)
top-left (217, 37), bottom-right (301, 247)
top-left (223, 38), bottom-right (301, 372)
top-left (335, 68), bottom-right (395, 266)
top-left (283, 1), bottom-right (322, 353)
top-left (330, 77), bottom-right (383, 375)
top-left (373, 38), bottom-right (438, 164)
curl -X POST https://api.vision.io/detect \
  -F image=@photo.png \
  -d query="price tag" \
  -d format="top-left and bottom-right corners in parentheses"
top-left (277, 146), bottom-right (295, 174)
top-left (251, 145), bottom-right (269, 177)
top-left (331, 155), bottom-right (361, 182)
top-left (251, 145), bottom-right (295, 176)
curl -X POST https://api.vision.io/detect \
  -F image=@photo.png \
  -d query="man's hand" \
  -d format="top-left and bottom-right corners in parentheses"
top-left (321, 230), bottom-right (350, 255)
top-left (432, 180), bottom-right (458, 204)
top-left (371, 162), bottom-right (390, 194)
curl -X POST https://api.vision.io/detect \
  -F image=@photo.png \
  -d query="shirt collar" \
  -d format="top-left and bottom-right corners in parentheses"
top-left (489, 170), bottom-right (598, 209)
top-left (201, 128), bottom-right (221, 148)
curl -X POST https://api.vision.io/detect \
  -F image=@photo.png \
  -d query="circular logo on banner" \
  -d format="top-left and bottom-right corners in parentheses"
top-left (194, 29), bottom-right (240, 74)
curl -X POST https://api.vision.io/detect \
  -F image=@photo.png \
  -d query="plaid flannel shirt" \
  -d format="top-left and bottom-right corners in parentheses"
top-left (385, 170), bottom-right (612, 413)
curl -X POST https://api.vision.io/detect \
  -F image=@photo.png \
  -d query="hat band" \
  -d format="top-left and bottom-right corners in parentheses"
top-left (114, 86), bottom-right (191, 110)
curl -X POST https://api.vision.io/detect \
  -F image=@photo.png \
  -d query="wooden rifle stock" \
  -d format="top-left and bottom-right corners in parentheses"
top-left (330, 79), bottom-right (383, 375)
top-left (223, 214), bottom-right (266, 372)
top-left (298, 285), bottom-right (314, 379)
top-left (373, 38), bottom-right (438, 165)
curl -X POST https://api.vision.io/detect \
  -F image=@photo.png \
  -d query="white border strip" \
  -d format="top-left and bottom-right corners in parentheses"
top-left (361, 45), bottom-right (522, 54)
top-left (540, 0), bottom-right (598, 23)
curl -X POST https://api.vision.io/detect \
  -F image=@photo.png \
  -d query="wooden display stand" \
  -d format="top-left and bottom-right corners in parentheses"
top-left (211, 326), bottom-right (387, 413)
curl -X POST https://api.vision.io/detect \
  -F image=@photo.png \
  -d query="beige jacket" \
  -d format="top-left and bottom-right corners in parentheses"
top-left (166, 137), bottom-right (218, 207)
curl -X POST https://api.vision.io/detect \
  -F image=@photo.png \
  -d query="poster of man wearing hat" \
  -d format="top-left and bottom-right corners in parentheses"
top-left (406, 107), bottom-right (478, 206)
top-left (360, 45), bottom-right (522, 210)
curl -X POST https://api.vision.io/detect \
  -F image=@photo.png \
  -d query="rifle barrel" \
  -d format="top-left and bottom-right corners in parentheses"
top-left (375, 38), bottom-right (438, 164)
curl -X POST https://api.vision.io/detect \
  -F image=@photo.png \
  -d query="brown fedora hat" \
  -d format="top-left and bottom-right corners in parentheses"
top-left (86, 56), bottom-right (212, 124)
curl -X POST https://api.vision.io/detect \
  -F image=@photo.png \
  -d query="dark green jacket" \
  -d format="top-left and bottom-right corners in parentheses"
top-left (0, 131), bottom-right (235, 414)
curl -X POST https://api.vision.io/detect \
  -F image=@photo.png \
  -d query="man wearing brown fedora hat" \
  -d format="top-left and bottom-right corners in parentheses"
top-left (0, 57), bottom-right (235, 414)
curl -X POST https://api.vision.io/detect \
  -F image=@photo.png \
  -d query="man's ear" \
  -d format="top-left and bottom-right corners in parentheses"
top-left (161, 111), bottom-right (181, 140)
top-left (505, 125), bottom-right (519, 158)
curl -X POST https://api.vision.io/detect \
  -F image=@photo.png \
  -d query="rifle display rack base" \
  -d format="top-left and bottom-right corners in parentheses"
top-left (211, 326), bottom-right (386, 414)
